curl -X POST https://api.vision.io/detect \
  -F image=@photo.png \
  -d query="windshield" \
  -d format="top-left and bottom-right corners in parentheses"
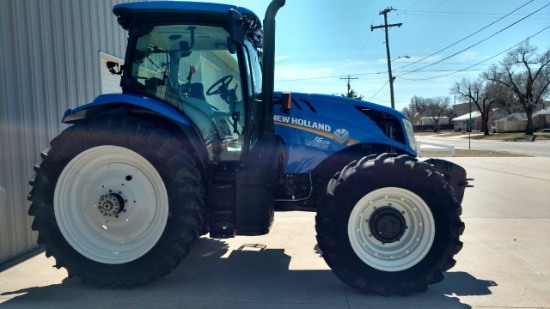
top-left (128, 24), bottom-right (245, 161)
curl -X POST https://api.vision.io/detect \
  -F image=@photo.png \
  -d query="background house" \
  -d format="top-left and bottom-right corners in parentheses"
top-left (452, 109), bottom-right (509, 132)
top-left (493, 108), bottom-right (550, 133)
top-left (0, 0), bottom-right (137, 265)
top-left (452, 102), bottom-right (472, 118)
top-left (418, 116), bottom-right (451, 126)
top-left (533, 107), bottom-right (550, 130)
top-left (452, 111), bottom-right (482, 132)
top-left (494, 113), bottom-right (528, 133)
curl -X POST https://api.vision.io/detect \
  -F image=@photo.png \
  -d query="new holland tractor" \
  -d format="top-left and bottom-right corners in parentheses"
top-left (28, 0), bottom-right (469, 295)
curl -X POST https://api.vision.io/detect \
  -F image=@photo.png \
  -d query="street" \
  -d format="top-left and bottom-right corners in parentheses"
top-left (417, 134), bottom-right (550, 157)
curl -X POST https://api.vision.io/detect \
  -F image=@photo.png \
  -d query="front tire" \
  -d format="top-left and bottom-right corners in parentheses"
top-left (316, 154), bottom-right (464, 295)
top-left (28, 116), bottom-right (204, 288)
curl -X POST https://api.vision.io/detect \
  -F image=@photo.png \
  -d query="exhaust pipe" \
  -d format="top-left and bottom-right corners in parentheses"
top-left (261, 0), bottom-right (285, 132)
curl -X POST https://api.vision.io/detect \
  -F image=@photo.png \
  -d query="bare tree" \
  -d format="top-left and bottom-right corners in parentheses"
top-left (410, 95), bottom-right (428, 116)
top-left (482, 41), bottom-right (550, 135)
top-left (401, 106), bottom-right (416, 120)
top-left (401, 96), bottom-right (429, 125)
top-left (485, 81), bottom-right (521, 114)
top-left (450, 78), bottom-right (493, 135)
top-left (402, 95), bottom-right (451, 131)
top-left (425, 96), bottom-right (452, 132)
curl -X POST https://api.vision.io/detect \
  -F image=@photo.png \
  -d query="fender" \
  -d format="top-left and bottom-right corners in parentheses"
top-left (62, 93), bottom-right (192, 126)
top-left (420, 158), bottom-right (473, 203)
top-left (62, 93), bottom-right (210, 172)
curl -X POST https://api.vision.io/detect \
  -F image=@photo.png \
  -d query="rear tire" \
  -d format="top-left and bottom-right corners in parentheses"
top-left (28, 116), bottom-right (204, 288)
top-left (315, 154), bottom-right (464, 295)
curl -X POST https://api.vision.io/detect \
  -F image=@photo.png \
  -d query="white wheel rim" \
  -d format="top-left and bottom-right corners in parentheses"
top-left (348, 187), bottom-right (435, 272)
top-left (54, 146), bottom-right (169, 264)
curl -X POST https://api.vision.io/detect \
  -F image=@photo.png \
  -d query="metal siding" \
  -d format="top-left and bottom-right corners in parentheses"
top-left (0, 0), bottom-right (136, 264)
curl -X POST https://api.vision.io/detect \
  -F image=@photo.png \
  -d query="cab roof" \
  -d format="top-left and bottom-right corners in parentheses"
top-left (113, 1), bottom-right (258, 30)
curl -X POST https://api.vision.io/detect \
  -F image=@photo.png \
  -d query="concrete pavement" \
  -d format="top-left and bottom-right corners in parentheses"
top-left (1, 157), bottom-right (549, 308)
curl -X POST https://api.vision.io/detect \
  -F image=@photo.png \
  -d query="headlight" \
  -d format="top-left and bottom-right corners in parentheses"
top-left (401, 118), bottom-right (417, 151)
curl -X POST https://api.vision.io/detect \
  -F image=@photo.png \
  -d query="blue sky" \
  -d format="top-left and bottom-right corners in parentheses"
top-left (191, 0), bottom-right (549, 111)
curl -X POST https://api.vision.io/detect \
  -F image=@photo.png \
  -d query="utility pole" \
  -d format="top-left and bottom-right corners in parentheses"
top-left (371, 7), bottom-right (402, 109)
top-left (340, 75), bottom-right (358, 97)
top-left (468, 97), bottom-right (472, 150)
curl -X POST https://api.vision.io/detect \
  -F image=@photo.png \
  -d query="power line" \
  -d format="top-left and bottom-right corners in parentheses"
top-left (395, 0), bottom-right (534, 72)
top-left (368, 81), bottom-right (389, 101)
top-left (395, 0), bottom-right (451, 24)
top-left (278, 74), bottom-right (356, 82)
top-left (401, 9), bottom-right (536, 16)
top-left (355, 15), bottom-right (378, 63)
top-left (276, 20), bottom-right (548, 84)
top-left (396, 2), bottom-right (550, 78)
top-left (398, 25), bottom-right (550, 81)
top-left (276, 67), bottom-right (488, 83)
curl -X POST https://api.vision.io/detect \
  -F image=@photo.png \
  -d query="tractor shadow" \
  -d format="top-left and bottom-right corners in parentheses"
top-left (1, 238), bottom-right (495, 308)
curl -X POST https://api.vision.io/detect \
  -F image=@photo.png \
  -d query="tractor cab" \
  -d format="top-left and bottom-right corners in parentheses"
top-left (111, 2), bottom-right (283, 238)
top-left (116, 4), bottom-right (266, 163)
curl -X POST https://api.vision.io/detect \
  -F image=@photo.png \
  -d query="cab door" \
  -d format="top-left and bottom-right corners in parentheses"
top-left (233, 40), bottom-right (277, 236)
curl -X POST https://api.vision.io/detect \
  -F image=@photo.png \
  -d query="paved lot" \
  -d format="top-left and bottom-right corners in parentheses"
top-left (1, 157), bottom-right (549, 308)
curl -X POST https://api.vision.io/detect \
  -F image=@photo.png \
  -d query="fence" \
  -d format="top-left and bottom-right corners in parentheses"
top-left (417, 141), bottom-right (455, 157)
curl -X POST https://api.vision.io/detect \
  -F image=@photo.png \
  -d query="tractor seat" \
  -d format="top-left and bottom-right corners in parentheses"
top-left (189, 83), bottom-right (206, 101)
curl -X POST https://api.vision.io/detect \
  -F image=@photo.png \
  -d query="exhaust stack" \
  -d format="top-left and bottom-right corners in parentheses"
top-left (261, 0), bottom-right (285, 131)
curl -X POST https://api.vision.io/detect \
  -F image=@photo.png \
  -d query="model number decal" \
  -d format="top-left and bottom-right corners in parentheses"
top-left (273, 115), bottom-right (332, 132)
top-left (314, 137), bottom-right (330, 144)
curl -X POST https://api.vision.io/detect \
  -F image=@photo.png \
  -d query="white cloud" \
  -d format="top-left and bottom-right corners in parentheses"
top-left (275, 55), bottom-right (293, 61)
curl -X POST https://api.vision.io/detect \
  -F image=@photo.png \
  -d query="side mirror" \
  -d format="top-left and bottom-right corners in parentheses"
top-left (228, 9), bottom-right (245, 45)
top-left (279, 92), bottom-right (292, 114)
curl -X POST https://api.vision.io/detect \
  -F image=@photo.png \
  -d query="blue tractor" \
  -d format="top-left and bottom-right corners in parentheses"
top-left (28, 0), bottom-right (469, 295)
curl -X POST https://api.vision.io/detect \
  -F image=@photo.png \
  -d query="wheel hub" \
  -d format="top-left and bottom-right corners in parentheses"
top-left (97, 192), bottom-right (125, 218)
top-left (348, 187), bottom-right (435, 271)
top-left (368, 206), bottom-right (407, 244)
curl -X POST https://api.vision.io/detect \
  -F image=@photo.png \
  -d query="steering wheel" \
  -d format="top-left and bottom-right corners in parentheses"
top-left (206, 75), bottom-right (233, 96)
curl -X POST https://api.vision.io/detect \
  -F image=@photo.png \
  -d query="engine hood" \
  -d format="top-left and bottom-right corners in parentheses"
top-left (283, 92), bottom-right (405, 118)
top-left (273, 92), bottom-right (417, 173)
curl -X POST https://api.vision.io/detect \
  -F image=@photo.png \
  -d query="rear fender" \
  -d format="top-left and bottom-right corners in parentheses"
top-left (62, 93), bottom-right (209, 171)
top-left (62, 93), bottom-right (192, 126)
top-left (420, 158), bottom-right (472, 203)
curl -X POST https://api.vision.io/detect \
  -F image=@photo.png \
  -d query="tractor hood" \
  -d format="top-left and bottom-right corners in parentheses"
top-left (273, 92), bottom-right (417, 174)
